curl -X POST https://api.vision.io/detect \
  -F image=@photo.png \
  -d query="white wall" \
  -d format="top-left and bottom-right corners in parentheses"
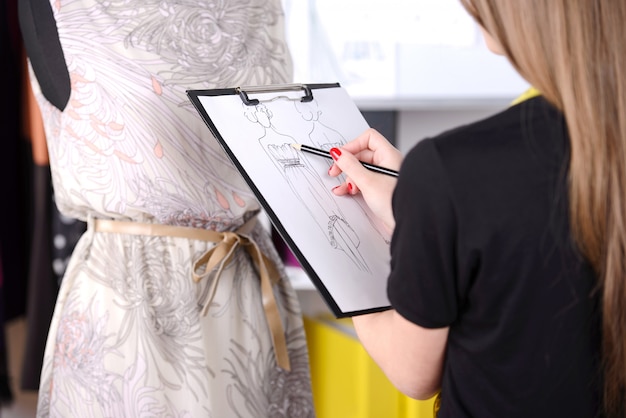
top-left (283, 0), bottom-right (529, 105)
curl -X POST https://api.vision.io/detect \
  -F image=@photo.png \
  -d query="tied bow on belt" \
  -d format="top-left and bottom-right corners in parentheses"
top-left (92, 216), bottom-right (290, 371)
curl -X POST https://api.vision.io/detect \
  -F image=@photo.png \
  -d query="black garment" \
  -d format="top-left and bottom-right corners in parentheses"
top-left (20, 165), bottom-right (55, 391)
top-left (388, 97), bottom-right (602, 418)
top-left (1, 0), bottom-right (33, 404)
top-left (18, 0), bottom-right (71, 111)
top-left (17, 0), bottom-right (87, 390)
top-left (20, 166), bottom-right (88, 390)
top-left (1, 0), bottom-right (30, 323)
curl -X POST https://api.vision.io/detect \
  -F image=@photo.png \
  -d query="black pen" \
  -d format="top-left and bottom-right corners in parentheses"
top-left (290, 143), bottom-right (399, 178)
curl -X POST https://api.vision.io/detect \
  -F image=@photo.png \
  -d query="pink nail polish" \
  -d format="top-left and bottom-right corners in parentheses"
top-left (347, 183), bottom-right (353, 192)
top-left (330, 148), bottom-right (341, 161)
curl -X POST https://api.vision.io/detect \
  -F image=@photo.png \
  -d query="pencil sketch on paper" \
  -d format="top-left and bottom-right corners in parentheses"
top-left (243, 100), bottom-right (375, 272)
top-left (292, 99), bottom-right (391, 245)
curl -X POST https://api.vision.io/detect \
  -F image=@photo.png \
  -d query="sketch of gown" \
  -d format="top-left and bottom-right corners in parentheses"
top-left (23, 0), bottom-right (316, 417)
top-left (295, 98), bottom-right (345, 151)
top-left (244, 103), bottom-right (371, 272)
top-left (294, 99), bottom-right (391, 245)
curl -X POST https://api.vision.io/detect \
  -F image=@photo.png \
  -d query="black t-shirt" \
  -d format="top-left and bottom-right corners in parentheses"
top-left (388, 97), bottom-right (602, 417)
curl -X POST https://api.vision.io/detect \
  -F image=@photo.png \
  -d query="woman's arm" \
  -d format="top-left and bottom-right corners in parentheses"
top-left (352, 310), bottom-right (448, 400)
top-left (331, 129), bottom-right (449, 398)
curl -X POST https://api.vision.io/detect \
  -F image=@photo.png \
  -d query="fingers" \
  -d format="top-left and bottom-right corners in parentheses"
top-left (338, 128), bottom-right (403, 172)
top-left (327, 127), bottom-right (402, 216)
top-left (328, 144), bottom-right (397, 232)
top-left (331, 177), bottom-right (360, 196)
top-left (329, 147), bottom-right (373, 190)
top-left (327, 161), bottom-right (344, 178)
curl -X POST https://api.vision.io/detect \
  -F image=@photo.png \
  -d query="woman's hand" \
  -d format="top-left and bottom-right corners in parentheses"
top-left (328, 128), bottom-right (403, 232)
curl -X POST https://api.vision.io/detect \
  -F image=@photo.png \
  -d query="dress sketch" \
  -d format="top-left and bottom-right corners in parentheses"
top-left (244, 103), bottom-right (371, 272)
top-left (23, 0), bottom-right (315, 417)
top-left (294, 99), bottom-right (391, 244)
top-left (295, 98), bottom-right (345, 151)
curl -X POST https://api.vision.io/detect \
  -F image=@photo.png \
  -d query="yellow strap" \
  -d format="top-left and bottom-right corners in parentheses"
top-left (511, 86), bottom-right (541, 106)
top-left (433, 391), bottom-right (442, 416)
top-left (92, 217), bottom-right (291, 371)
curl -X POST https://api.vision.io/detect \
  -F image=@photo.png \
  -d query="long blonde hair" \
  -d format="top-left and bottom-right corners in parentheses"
top-left (460, 0), bottom-right (626, 415)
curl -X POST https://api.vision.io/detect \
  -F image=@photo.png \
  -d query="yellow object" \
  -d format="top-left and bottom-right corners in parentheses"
top-left (510, 86), bottom-right (541, 105)
top-left (304, 316), bottom-right (437, 418)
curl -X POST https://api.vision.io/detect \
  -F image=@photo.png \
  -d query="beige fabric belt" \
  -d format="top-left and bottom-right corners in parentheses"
top-left (91, 216), bottom-right (290, 371)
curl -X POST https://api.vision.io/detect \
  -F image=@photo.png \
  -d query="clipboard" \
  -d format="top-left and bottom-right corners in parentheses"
top-left (187, 83), bottom-right (391, 317)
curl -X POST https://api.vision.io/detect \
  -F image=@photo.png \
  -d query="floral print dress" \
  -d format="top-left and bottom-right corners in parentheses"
top-left (27, 0), bottom-right (315, 416)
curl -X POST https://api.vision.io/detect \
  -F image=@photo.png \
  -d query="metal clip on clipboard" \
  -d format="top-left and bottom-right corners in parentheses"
top-left (236, 84), bottom-right (314, 106)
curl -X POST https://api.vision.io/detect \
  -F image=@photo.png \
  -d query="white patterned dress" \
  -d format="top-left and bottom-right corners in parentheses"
top-left (25, 1), bottom-right (315, 416)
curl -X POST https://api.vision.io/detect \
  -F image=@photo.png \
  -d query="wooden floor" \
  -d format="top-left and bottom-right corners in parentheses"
top-left (2, 318), bottom-right (38, 418)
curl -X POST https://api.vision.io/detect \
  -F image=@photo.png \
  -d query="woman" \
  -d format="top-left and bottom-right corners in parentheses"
top-left (19, 0), bottom-right (315, 416)
top-left (330, 1), bottom-right (624, 417)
